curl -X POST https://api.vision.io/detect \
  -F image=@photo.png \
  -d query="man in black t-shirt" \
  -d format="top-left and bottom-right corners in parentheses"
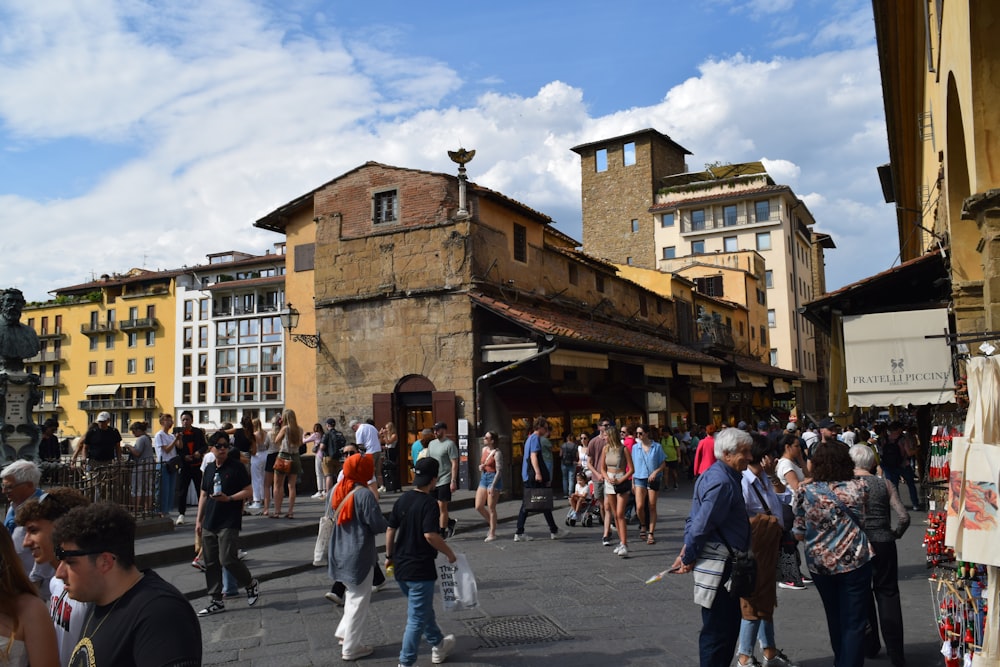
top-left (52, 502), bottom-right (201, 667)
top-left (74, 412), bottom-right (122, 465)
top-left (174, 410), bottom-right (207, 526)
top-left (385, 457), bottom-right (457, 667)
top-left (195, 431), bottom-right (258, 616)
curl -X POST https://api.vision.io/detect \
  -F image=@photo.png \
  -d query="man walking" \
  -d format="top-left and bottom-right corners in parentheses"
top-left (386, 457), bottom-right (457, 667)
top-left (195, 431), bottom-right (259, 616)
top-left (586, 419), bottom-right (612, 546)
top-left (671, 427), bottom-right (753, 667)
top-left (174, 410), bottom-right (207, 526)
top-left (426, 421), bottom-right (459, 538)
top-left (514, 417), bottom-right (562, 541)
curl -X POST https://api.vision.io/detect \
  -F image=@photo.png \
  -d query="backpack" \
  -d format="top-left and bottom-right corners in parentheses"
top-left (323, 428), bottom-right (347, 458)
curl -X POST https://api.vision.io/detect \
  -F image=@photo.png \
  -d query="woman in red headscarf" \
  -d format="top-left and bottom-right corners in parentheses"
top-left (328, 453), bottom-right (388, 661)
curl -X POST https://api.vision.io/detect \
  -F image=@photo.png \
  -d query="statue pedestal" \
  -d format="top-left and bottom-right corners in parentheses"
top-left (1, 372), bottom-right (40, 463)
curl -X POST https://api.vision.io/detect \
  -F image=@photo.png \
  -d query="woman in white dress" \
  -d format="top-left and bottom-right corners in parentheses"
top-left (0, 529), bottom-right (58, 667)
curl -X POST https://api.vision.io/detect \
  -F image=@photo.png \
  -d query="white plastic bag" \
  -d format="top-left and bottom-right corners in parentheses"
top-left (313, 515), bottom-right (333, 567)
top-left (437, 552), bottom-right (478, 611)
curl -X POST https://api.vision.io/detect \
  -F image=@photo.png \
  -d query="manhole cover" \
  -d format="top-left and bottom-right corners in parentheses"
top-left (464, 615), bottom-right (572, 648)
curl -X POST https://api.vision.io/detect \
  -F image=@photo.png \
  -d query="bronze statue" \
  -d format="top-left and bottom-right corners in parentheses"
top-left (0, 288), bottom-right (39, 373)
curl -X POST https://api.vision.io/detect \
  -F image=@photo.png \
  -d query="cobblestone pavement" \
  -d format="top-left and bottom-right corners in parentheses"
top-left (146, 482), bottom-right (945, 666)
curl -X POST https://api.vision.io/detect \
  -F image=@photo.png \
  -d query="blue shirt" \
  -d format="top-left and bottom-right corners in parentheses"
top-left (741, 468), bottom-right (785, 529)
top-left (682, 460), bottom-right (751, 565)
top-left (522, 433), bottom-right (541, 482)
top-left (631, 441), bottom-right (665, 479)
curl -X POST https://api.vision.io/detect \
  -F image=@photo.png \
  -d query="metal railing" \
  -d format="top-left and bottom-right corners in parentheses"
top-left (77, 397), bottom-right (158, 410)
top-left (119, 317), bottom-right (158, 331)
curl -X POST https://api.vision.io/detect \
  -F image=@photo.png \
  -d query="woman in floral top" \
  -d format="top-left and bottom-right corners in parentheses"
top-left (792, 443), bottom-right (872, 667)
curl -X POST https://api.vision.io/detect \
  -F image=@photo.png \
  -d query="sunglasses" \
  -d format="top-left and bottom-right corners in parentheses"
top-left (55, 546), bottom-right (107, 561)
top-left (636, 430), bottom-right (645, 435)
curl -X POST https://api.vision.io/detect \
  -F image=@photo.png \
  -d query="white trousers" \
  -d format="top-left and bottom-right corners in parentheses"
top-left (250, 452), bottom-right (267, 502)
top-left (336, 566), bottom-right (374, 657)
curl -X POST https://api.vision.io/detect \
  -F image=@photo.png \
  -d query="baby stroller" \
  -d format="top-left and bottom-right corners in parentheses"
top-left (566, 481), bottom-right (602, 527)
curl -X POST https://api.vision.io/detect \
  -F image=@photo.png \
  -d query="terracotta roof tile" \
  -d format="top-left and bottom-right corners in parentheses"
top-left (470, 291), bottom-right (719, 365)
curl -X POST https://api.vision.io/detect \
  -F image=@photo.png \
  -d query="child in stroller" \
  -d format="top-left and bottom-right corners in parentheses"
top-left (566, 472), bottom-right (601, 527)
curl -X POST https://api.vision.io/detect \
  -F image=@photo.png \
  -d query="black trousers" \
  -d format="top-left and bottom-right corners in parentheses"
top-left (176, 465), bottom-right (202, 516)
top-left (331, 563), bottom-right (385, 596)
top-left (865, 540), bottom-right (905, 666)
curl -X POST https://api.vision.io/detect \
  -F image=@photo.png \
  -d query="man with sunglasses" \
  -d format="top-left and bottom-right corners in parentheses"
top-left (16, 487), bottom-right (91, 665)
top-left (53, 502), bottom-right (202, 667)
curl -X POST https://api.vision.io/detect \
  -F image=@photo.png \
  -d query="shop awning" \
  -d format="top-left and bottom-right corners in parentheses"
top-left (550, 349), bottom-right (608, 369)
top-left (84, 384), bottom-right (120, 396)
top-left (701, 367), bottom-right (723, 383)
top-left (843, 308), bottom-right (955, 407)
top-left (644, 362), bottom-right (674, 379)
top-left (677, 363), bottom-right (701, 376)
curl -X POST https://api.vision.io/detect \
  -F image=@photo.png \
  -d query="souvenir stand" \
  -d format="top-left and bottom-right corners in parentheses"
top-left (939, 355), bottom-right (1000, 666)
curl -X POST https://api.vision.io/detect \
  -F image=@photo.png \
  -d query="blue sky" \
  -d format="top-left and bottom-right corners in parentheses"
top-left (0, 0), bottom-right (889, 301)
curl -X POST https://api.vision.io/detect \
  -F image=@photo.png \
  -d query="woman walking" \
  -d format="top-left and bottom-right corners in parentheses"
top-left (475, 431), bottom-right (503, 542)
top-left (631, 424), bottom-right (665, 544)
top-left (601, 427), bottom-right (634, 557)
top-left (272, 409), bottom-right (303, 518)
top-left (793, 443), bottom-right (872, 667)
top-left (153, 413), bottom-right (179, 516)
top-left (304, 423), bottom-right (324, 499)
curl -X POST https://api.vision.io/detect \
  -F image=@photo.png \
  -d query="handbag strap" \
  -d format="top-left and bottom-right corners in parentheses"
top-left (749, 477), bottom-right (773, 516)
top-left (331, 486), bottom-right (359, 521)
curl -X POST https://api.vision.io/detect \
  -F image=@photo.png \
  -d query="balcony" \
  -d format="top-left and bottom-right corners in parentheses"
top-left (32, 401), bottom-right (59, 412)
top-left (27, 350), bottom-right (63, 363)
top-left (77, 397), bottom-right (158, 410)
top-left (81, 322), bottom-right (115, 334)
top-left (37, 329), bottom-right (65, 340)
top-left (680, 212), bottom-right (779, 234)
top-left (119, 317), bottom-right (158, 331)
top-left (39, 376), bottom-right (62, 387)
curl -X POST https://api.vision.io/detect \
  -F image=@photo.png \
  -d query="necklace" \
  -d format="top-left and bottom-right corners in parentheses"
top-left (80, 572), bottom-right (145, 641)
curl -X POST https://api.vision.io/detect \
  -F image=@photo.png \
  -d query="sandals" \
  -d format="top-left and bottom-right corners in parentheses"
top-left (285, 513), bottom-right (295, 519)
top-left (647, 532), bottom-right (655, 545)
top-left (639, 528), bottom-right (647, 542)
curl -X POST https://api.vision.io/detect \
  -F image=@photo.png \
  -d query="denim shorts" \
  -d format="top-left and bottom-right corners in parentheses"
top-left (633, 477), bottom-right (649, 489)
top-left (478, 471), bottom-right (502, 491)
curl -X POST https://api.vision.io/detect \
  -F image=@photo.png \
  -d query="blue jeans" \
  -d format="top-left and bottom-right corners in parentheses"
top-left (561, 463), bottom-right (576, 496)
top-left (396, 579), bottom-right (444, 667)
top-left (223, 568), bottom-right (238, 596)
top-left (737, 618), bottom-right (776, 657)
top-left (158, 463), bottom-right (177, 515)
top-left (699, 582), bottom-right (741, 667)
top-left (812, 563), bottom-right (872, 667)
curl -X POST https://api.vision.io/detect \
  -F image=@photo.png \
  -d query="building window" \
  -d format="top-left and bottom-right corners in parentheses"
top-left (199, 410), bottom-right (209, 423)
top-left (595, 148), bottom-right (608, 172)
top-left (104, 360), bottom-right (114, 375)
top-left (239, 319), bottom-right (259, 344)
top-left (631, 219), bottom-right (639, 233)
top-left (183, 328), bottom-right (192, 349)
top-left (198, 299), bottom-right (208, 320)
top-left (238, 348), bottom-right (259, 373)
top-left (261, 316), bottom-right (282, 343)
top-left (662, 246), bottom-right (676, 260)
top-left (198, 381), bottom-right (207, 404)
top-left (691, 209), bottom-right (705, 231)
top-left (88, 361), bottom-right (97, 376)
top-left (198, 353), bottom-right (208, 375)
top-left (770, 349), bottom-right (778, 366)
top-left (755, 200), bottom-right (770, 222)
top-left (217, 321), bottom-right (237, 345)
top-left (262, 375), bottom-right (281, 401)
top-left (145, 330), bottom-right (155, 346)
top-left (513, 223), bottom-right (527, 263)
top-left (568, 262), bottom-right (578, 285)
top-left (198, 326), bottom-right (208, 348)
top-left (626, 256), bottom-right (633, 265)
top-left (217, 379), bottom-right (235, 403)
top-left (128, 332), bottom-right (137, 348)
top-left (695, 276), bottom-right (724, 297)
top-left (756, 232), bottom-right (771, 251)
top-left (182, 382), bottom-right (191, 403)
top-left (89, 336), bottom-right (98, 351)
top-left (661, 212), bottom-right (674, 227)
top-left (128, 307), bottom-right (138, 321)
top-left (127, 359), bottom-right (137, 374)
top-left (238, 377), bottom-right (257, 401)
top-left (623, 142), bottom-right (636, 166)
top-left (262, 345), bottom-right (282, 372)
top-left (595, 274), bottom-right (605, 293)
top-left (105, 333), bottom-right (114, 350)
top-left (764, 270), bottom-right (773, 288)
top-left (216, 349), bottom-right (236, 374)
top-left (723, 205), bottom-right (737, 227)
top-left (767, 309), bottom-right (776, 328)
top-left (691, 240), bottom-right (705, 254)
top-left (373, 189), bottom-right (399, 224)
top-left (145, 357), bottom-right (154, 373)
top-left (182, 355), bottom-right (192, 376)
top-left (184, 301), bottom-right (194, 321)
top-left (760, 326), bottom-right (767, 345)
top-left (723, 236), bottom-right (738, 252)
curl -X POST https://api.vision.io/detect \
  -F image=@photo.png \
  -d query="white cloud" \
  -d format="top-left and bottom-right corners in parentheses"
top-left (0, 2), bottom-right (890, 301)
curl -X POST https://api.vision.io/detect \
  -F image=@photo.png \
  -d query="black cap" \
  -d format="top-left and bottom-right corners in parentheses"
top-left (433, 421), bottom-right (447, 431)
top-left (413, 457), bottom-right (440, 486)
top-left (817, 417), bottom-right (839, 430)
top-left (325, 418), bottom-right (336, 426)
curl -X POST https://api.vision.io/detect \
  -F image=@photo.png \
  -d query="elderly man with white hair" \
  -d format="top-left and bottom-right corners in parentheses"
top-left (671, 427), bottom-right (754, 667)
top-left (2, 459), bottom-right (43, 576)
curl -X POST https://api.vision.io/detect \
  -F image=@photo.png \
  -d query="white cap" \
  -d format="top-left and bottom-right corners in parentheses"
top-left (97, 411), bottom-right (111, 422)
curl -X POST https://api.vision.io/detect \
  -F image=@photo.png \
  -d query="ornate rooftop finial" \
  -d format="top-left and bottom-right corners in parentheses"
top-left (449, 148), bottom-right (475, 220)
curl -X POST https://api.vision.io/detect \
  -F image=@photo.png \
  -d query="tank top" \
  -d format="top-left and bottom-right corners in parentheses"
top-left (604, 445), bottom-right (624, 470)
top-left (481, 448), bottom-right (498, 473)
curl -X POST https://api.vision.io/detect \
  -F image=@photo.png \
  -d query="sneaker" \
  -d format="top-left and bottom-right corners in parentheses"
top-left (550, 531), bottom-right (562, 540)
top-left (175, 514), bottom-right (185, 526)
top-left (197, 599), bottom-right (225, 616)
top-left (612, 543), bottom-right (623, 555)
top-left (246, 578), bottom-right (260, 606)
top-left (431, 634), bottom-right (455, 664)
top-left (778, 580), bottom-right (806, 590)
top-left (484, 535), bottom-right (496, 543)
top-left (373, 582), bottom-right (385, 593)
top-left (513, 533), bottom-right (533, 542)
top-left (737, 657), bottom-right (763, 667)
top-left (324, 591), bottom-right (344, 605)
top-left (238, 549), bottom-right (249, 561)
top-left (248, 501), bottom-right (263, 509)
top-left (191, 558), bottom-right (205, 571)
top-left (311, 491), bottom-right (324, 499)
top-left (617, 544), bottom-right (629, 558)
top-left (378, 486), bottom-right (387, 493)
top-left (800, 575), bottom-right (813, 584)
top-left (446, 518), bottom-right (457, 539)
top-left (602, 536), bottom-right (612, 547)
top-left (342, 645), bottom-right (374, 660)
top-left (762, 650), bottom-right (799, 667)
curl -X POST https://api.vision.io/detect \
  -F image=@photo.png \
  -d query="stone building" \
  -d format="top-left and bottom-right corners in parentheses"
top-left (255, 159), bottom-right (723, 490)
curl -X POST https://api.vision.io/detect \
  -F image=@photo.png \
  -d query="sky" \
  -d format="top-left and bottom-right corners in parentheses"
top-left (0, 0), bottom-right (893, 303)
